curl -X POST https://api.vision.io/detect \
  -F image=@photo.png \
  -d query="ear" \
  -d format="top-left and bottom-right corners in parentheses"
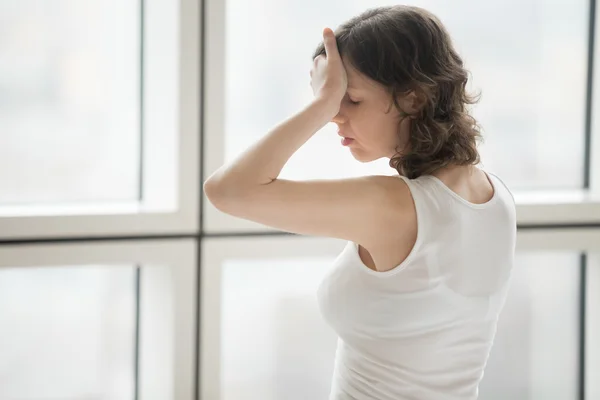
top-left (398, 90), bottom-right (426, 115)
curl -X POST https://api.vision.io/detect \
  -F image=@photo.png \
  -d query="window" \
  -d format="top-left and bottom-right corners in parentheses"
top-left (220, 256), bottom-right (336, 399)
top-left (201, 1), bottom-right (600, 399)
top-left (480, 252), bottom-right (579, 399)
top-left (0, 239), bottom-right (197, 400)
top-left (0, 0), bottom-right (200, 399)
top-left (0, 0), bottom-right (140, 204)
top-left (222, 0), bottom-right (588, 190)
top-left (0, 0), bottom-right (199, 240)
top-left (587, 253), bottom-right (600, 399)
top-left (204, 0), bottom-right (600, 233)
top-left (0, 265), bottom-right (137, 399)
top-left (4, 0), bottom-right (600, 399)
top-left (200, 235), bottom-right (600, 400)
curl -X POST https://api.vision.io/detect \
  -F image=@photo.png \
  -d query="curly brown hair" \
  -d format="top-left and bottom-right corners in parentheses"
top-left (312, 5), bottom-right (482, 179)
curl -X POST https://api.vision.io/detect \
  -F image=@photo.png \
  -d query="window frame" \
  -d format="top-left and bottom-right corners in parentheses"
top-left (3, 0), bottom-right (600, 398)
top-left (0, 0), bottom-right (201, 398)
top-left (586, 254), bottom-right (600, 399)
top-left (201, 0), bottom-right (600, 234)
top-left (0, 238), bottom-right (197, 400)
top-left (199, 231), bottom-right (600, 399)
top-left (0, 0), bottom-right (201, 240)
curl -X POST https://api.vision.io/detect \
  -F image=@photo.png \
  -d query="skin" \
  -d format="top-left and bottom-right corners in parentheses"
top-left (204, 28), bottom-right (493, 272)
top-left (331, 57), bottom-right (411, 163)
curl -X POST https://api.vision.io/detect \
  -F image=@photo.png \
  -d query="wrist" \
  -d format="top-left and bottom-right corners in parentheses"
top-left (312, 96), bottom-right (341, 119)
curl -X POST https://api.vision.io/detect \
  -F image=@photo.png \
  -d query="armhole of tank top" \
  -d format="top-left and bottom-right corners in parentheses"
top-left (351, 175), bottom-right (426, 277)
top-left (385, 175), bottom-right (426, 276)
top-left (486, 171), bottom-right (515, 204)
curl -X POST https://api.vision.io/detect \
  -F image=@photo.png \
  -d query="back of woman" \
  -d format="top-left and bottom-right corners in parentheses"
top-left (318, 172), bottom-right (516, 399)
top-left (204, 4), bottom-right (517, 400)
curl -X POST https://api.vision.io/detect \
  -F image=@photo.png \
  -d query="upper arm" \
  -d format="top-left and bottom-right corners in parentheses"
top-left (204, 175), bottom-right (412, 245)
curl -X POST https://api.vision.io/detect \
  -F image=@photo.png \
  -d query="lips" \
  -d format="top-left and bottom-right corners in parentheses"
top-left (337, 131), bottom-right (353, 139)
top-left (337, 129), bottom-right (355, 146)
top-left (341, 137), bottom-right (354, 146)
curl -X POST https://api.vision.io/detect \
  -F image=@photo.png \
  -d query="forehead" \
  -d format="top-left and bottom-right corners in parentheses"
top-left (342, 57), bottom-right (386, 95)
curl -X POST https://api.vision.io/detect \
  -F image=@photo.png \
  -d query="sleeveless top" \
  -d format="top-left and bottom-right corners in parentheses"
top-left (317, 171), bottom-right (517, 400)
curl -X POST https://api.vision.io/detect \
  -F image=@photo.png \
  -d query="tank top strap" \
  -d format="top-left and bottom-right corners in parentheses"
top-left (396, 175), bottom-right (441, 277)
top-left (396, 174), bottom-right (458, 278)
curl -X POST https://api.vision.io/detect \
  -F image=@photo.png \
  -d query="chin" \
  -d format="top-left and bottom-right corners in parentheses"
top-left (349, 149), bottom-right (381, 163)
top-left (352, 153), bottom-right (381, 164)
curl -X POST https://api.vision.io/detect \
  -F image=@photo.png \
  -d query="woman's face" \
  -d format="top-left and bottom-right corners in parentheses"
top-left (332, 58), bottom-right (411, 163)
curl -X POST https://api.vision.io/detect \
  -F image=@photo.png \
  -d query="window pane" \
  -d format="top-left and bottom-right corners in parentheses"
top-left (588, 253), bottom-right (600, 399)
top-left (221, 258), bottom-right (337, 400)
top-left (0, 0), bottom-right (140, 204)
top-left (219, 251), bottom-right (579, 399)
top-left (479, 253), bottom-right (579, 399)
top-left (224, 0), bottom-right (586, 189)
top-left (0, 265), bottom-right (136, 400)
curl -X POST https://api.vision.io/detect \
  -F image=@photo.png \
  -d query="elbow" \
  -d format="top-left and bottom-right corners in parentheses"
top-left (203, 176), bottom-right (220, 201)
top-left (203, 177), bottom-right (245, 214)
top-left (203, 177), bottom-right (228, 211)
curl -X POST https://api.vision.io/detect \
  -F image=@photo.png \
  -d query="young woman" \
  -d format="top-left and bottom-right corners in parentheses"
top-left (205, 5), bottom-right (516, 400)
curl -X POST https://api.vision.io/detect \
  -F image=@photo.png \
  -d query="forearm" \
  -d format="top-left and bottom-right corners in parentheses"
top-left (206, 98), bottom-right (337, 191)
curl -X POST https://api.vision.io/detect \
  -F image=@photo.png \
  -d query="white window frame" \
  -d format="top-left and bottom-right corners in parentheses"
top-left (0, 238), bottom-right (197, 400)
top-left (0, 0), bottom-right (201, 398)
top-left (0, 0), bottom-right (200, 240)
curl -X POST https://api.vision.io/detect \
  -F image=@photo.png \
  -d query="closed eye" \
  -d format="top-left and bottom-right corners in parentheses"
top-left (347, 96), bottom-right (361, 105)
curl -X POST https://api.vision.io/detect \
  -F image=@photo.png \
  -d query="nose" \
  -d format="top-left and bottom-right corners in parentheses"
top-left (331, 109), bottom-right (347, 125)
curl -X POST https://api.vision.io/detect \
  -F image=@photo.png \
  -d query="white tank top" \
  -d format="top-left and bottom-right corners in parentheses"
top-left (317, 171), bottom-right (517, 400)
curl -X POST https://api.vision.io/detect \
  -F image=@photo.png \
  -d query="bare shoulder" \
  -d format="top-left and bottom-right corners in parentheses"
top-left (326, 174), bottom-right (415, 224)
top-left (360, 175), bottom-right (415, 216)
top-left (370, 174), bottom-right (414, 207)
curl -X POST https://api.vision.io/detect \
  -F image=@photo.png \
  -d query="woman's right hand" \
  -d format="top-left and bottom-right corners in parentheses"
top-left (310, 28), bottom-right (348, 114)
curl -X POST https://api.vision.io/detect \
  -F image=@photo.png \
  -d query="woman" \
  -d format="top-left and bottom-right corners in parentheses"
top-left (205, 5), bottom-right (516, 400)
